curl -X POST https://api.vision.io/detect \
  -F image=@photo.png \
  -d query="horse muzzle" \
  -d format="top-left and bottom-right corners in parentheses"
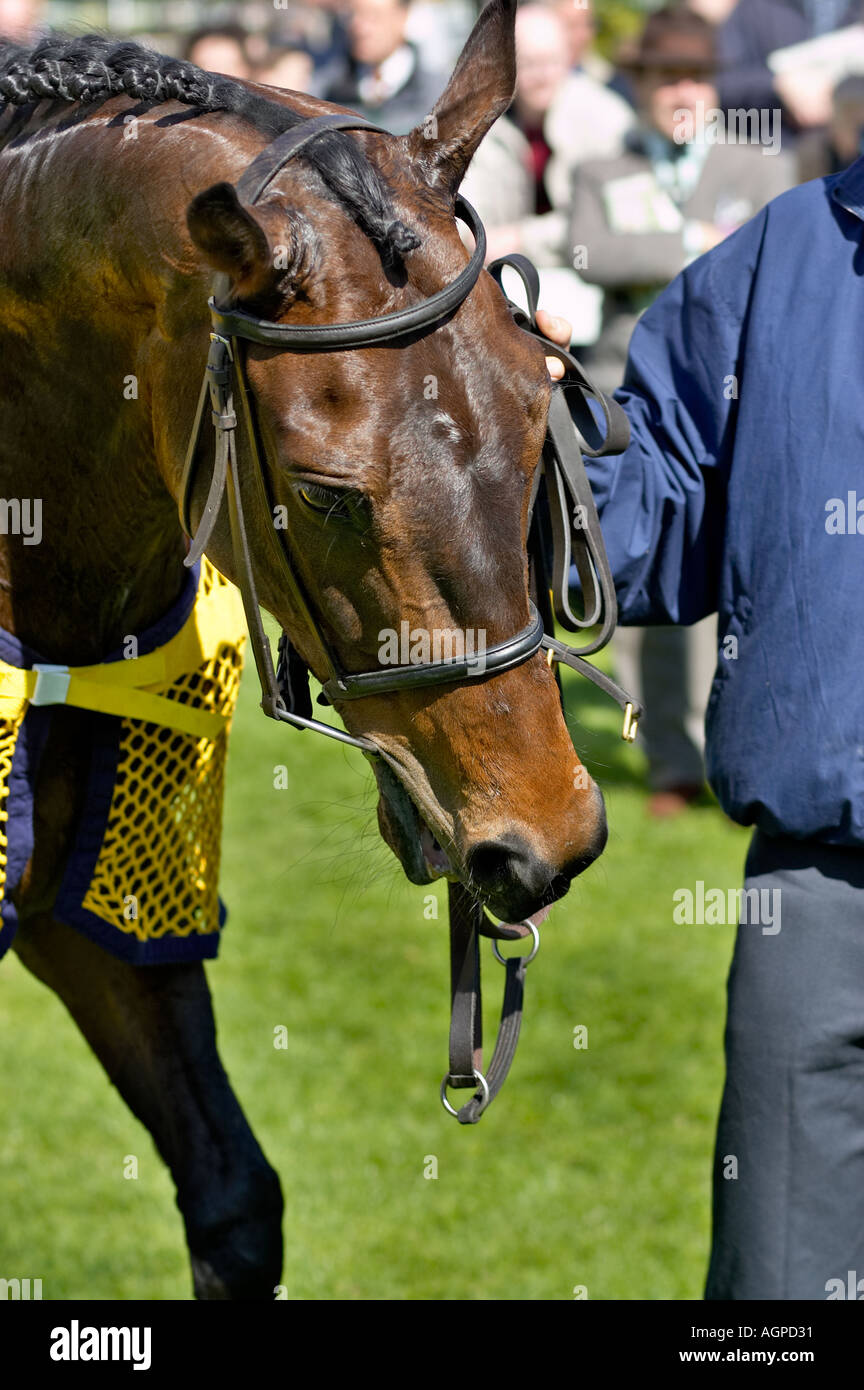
top-left (374, 758), bottom-right (607, 922)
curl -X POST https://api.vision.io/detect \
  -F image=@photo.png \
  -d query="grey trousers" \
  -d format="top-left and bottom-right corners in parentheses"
top-left (614, 619), bottom-right (717, 791)
top-left (705, 830), bottom-right (864, 1300)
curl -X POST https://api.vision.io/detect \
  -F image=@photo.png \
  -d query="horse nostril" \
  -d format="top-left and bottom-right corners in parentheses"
top-left (466, 817), bottom-right (607, 920)
top-left (468, 841), bottom-right (512, 893)
top-left (466, 835), bottom-right (550, 905)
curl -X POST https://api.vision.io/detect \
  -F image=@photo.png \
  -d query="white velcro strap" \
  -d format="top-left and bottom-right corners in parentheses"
top-left (31, 663), bottom-right (71, 706)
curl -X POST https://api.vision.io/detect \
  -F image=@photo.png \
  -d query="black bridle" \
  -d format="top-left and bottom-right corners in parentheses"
top-left (179, 111), bottom-right (642, 1123)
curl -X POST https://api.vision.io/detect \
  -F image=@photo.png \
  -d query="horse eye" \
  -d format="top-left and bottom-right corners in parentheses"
top-left (297, 483), bottom-right (355, 521)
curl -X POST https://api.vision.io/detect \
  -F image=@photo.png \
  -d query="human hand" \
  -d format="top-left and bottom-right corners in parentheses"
top-left (773, 69), bottom-right (833, 128)
top-left (536, 309), bottom-right (571, 380)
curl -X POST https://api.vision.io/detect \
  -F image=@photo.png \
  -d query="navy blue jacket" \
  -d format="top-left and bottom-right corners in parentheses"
top-left (586, 156), bottom-right (864, 845)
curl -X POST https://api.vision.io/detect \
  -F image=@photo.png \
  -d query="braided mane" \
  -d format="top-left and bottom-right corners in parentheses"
top-left (0, 33), bottom-right (421, 262)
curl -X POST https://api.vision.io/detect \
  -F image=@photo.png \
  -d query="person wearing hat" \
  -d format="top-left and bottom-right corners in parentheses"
top-left (568, 4), bottom-right (795, 818)
top-left (459, 2), bottom-right (635, 273)
top-left (571, 5), bottom-right (795, 395)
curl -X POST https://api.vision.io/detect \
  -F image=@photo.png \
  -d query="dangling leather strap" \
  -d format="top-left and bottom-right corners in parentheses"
top-left (488, 253), bottom-right (643, 737)
top-left (488, 254), bottom-right (628, 650)
top-left (441, 882), bottom-right (540, 1125)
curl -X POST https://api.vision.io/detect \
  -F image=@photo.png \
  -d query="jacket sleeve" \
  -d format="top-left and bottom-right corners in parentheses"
top-left (583, 207), bottom-right (767, 626)
top-left (569, 165), bottom-right (689, 287)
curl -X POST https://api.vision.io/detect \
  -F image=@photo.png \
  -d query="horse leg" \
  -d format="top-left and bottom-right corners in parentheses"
top-left (12, 913), bottom-right (284, 1300)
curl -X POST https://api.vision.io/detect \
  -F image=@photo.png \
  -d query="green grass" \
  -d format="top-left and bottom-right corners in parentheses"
top-left (0, 648), bottom-right (749, 1301)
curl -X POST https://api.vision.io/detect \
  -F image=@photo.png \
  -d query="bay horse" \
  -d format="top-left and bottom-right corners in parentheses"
top-left (0, 0), bottom-right (610, 1297)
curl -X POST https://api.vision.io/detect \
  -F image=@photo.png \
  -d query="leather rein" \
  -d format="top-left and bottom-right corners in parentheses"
top-left (178, 111), bottom-right (642, 1124)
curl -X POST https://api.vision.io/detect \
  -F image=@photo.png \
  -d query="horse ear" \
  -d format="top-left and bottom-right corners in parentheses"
top-left (186, 182), bottom-right (275, 293)
top-left (406, 0), bottom-right (516, 195)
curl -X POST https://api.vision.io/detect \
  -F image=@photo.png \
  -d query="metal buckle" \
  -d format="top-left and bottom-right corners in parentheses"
top-left (30, 664), bottom-right (71, 706)
top-left (622, 701), bottom-right (638, 743)
top-left (440, 1069), bottom-right (490, 1119)
top-left (492, 919), bottom-right (541, 966)
top-left (209, 331), bottom-right (233, 359)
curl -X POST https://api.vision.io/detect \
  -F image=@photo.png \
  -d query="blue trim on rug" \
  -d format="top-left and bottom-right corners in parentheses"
top-left (51, 905), bottom-right (223, 966)
top-left (0, 702), bottom-right (53, 960)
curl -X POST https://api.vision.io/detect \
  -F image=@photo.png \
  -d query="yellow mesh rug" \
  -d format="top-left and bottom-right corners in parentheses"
top-left (0, 558), bottom-right (246, 965)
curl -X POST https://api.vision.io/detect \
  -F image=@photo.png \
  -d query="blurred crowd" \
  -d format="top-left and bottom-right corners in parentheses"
top-left (5, 0), bottom-right (864, 815)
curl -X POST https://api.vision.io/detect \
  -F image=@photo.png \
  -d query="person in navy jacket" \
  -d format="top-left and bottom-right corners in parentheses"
top-left (544, 153), bottom-right (864, 1299)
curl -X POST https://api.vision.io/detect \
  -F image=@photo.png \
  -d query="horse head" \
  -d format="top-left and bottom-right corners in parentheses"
top-left (179, 0), bottom-right (607, 925)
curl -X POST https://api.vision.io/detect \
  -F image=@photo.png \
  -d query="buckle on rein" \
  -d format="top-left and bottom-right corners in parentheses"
top-left (622, 702), bottom-right (639, 743)
top-left (544, 645), bottom-right (640, 743)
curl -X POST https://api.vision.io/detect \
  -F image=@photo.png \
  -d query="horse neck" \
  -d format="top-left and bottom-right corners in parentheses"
top-left (0, 111), bottom-right (250, 664)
